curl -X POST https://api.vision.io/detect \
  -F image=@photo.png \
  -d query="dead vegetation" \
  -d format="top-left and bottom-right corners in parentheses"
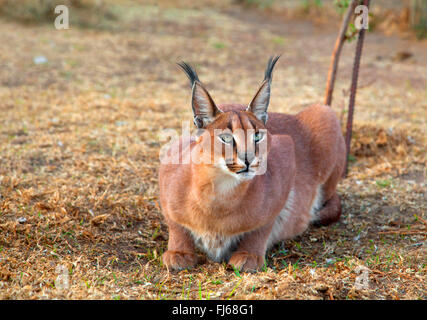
top-left (0, 1), bottom-right (426, 300)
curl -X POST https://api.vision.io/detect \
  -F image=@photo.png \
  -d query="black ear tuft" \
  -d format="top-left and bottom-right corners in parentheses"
top-left (177, 62), bottom-right (200, 88)
top-left (264, 55), bottom-right (281, 84)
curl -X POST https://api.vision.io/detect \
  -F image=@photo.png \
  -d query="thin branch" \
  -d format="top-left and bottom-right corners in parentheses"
top-left (343, 0), bottom-right (370, 178)
top-left (324, 0), bottom-right (357, 106)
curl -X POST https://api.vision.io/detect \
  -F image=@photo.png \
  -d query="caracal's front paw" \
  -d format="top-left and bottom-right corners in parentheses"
top-left (162, 250), bottom-right (197, 270)
top-left (229, 251), bottom-right (265, 273)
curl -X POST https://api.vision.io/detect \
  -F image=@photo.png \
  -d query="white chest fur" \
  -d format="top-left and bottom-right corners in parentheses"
top-left (267, 187), bottom-right (296, 248)
top-left (191, 231), bottom-right (242, 262)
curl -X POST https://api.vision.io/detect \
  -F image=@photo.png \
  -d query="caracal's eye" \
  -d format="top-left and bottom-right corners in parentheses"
top-left (254, 131), bottom-right (264, 143)
top-left (219, 134), bottom-right (233, 144)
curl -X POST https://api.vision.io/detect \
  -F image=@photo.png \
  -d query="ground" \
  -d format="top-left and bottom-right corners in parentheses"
top-left (0, 2), bottom-right (425, 300)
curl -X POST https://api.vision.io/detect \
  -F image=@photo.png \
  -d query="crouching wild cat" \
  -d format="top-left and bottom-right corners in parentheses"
top-left (159, 56), bottom-right (345, 272)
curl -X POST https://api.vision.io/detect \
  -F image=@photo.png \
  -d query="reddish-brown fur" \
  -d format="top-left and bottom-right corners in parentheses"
top-left (159, 59), bottom-right (345, 272)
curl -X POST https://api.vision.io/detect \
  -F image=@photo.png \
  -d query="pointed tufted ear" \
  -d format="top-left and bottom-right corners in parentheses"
top-left (191, 80), bottom-right (222, 128)
top-left (178, 62), bottom-right (222, 128)
top-left (247, 55), bottom-right (280, 124)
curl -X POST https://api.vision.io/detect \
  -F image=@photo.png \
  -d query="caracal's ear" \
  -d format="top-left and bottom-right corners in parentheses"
top-left (177, 62), bottom-right (222, 128)
top-left (247, 55), bottom-right (280, 124)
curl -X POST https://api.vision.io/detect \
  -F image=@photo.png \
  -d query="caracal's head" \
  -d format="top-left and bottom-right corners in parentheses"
top-left (178, 56), bottom-right (280, 180)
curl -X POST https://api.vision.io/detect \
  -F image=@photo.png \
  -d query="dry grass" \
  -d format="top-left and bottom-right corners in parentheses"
top-left (0, 1), bottom-right (426, 300)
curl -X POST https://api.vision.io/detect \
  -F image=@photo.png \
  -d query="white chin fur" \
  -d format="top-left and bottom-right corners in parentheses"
top-left (235, 171), bottom-right (255, 180)
top-left (217, 158), bottom-right (256, 179)
top-left (213, 158), bottom-right (255, 194)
